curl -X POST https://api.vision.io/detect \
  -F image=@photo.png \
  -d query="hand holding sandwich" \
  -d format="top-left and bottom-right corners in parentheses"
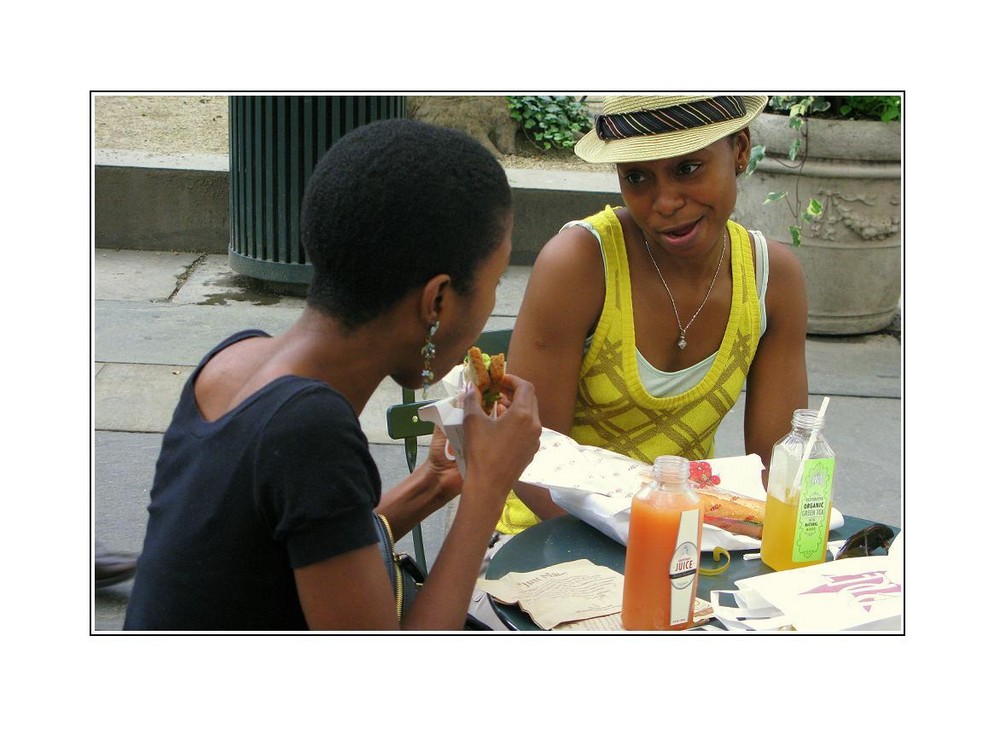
top-left (415, 370), bottom-right (540, 630)
top-left (460, 371), bottom-right (541, 502)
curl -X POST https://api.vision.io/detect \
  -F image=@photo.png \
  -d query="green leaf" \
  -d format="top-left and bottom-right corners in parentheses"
top-left (789, 99), bottom-right (810, 117)
top-left (881, 101), bottom-right (901, 122)
top-left (507, 94), bottom-right (594, 150)
top-left (764, 191), bottom-right (788, 204)
top-left (788, 138), bottom-right (801, 161)
top-left (802, 198), bottom-right (824, 222)
top-left (790, 225), bottom-right (802, 247)
top-left (746, 144), bottom-right (765, 175)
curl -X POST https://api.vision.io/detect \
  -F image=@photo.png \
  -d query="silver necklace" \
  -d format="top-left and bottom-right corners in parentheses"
top-left (643, 230), bottom-right (728, 350)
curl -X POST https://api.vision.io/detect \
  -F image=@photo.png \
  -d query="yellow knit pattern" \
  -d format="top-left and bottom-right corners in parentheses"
top-left (496, 206), bottom-right (760, 535)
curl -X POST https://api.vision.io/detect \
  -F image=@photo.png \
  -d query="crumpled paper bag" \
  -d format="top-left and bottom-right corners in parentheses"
top-left (476, 559), bottom-right (624, 630)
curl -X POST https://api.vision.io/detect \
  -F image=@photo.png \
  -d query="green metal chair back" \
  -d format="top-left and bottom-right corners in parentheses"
top-left (384, 328), bottom-right (512, 572)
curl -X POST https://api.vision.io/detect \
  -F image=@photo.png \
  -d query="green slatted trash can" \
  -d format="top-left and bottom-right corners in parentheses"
top-left (228, 95), bottom-right (407, 288)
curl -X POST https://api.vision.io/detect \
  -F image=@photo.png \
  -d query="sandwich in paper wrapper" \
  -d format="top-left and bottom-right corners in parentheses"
top-left (521, 430), bottom-right (804, 552)
top-left (514, 429), bottom-right (843, 552)
top-left (418, 361), bottom-right (842, 550)
top-left (416, 349), bottom-right (504, 478)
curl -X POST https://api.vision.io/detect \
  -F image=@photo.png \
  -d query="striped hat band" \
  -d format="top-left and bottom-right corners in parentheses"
top-left (595, 96), bottom-right (747, 141)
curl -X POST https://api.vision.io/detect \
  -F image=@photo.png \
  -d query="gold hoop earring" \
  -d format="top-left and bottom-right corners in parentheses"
top-left (420, 320), bottom-right (440, 398)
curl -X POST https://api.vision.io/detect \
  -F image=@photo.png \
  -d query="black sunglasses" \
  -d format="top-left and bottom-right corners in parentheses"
top-left (834, 523), bottom-right (895, 560)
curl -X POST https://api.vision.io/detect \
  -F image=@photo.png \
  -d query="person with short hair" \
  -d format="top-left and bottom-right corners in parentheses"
top-left (469, 95), bottom-right (809, 627)
top-left (124, 118), bottom-right (541, 631)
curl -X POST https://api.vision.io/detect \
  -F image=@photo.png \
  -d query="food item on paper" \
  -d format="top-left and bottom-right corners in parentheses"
top-left (464, 346), bottom-right (505, 414)
top-left (694, 487), bottom-right (765, 539)
top-left (632, 459), bottom-right (765, 539)
top-left (687, 460), bottom-right (764, 539)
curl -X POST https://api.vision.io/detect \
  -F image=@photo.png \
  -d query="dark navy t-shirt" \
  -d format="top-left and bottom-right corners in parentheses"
top-left (124, 331), bottom-right (382, 631)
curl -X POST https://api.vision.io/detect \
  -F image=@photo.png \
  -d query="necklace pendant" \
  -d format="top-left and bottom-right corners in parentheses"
top-left (677, 336), bottom-right (687, 350)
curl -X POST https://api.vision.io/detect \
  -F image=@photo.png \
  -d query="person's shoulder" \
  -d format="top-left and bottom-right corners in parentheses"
top-left (759, 236), bottom-right (807, 319)
top-left (266, 379), bottom-right (358, 430)
top-left (517, 218), bottom-right (607, 339)
top-left (762, 236), bottom-right (805, 282)
top-left (260, 382), bottom-right (369, 463)
top-left (526, 224), bottom-right (606, 317)
top-left (534, 220), bottom-right (605, 278)
top-left (290, 379), bottom-right (353, 409)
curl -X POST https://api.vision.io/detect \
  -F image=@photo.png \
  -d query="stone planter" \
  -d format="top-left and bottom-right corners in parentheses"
top-left (732, 113), bottom-right (901, 335)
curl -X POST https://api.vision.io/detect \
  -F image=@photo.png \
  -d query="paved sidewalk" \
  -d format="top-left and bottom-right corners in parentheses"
top-left (93, 249), bottom-right (902, 631)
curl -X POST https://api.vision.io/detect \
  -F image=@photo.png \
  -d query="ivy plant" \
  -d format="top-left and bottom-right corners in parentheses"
top-left (834, 95), bottom-right (901, 122)
top-left (507, 96), bottom-right (593, 151)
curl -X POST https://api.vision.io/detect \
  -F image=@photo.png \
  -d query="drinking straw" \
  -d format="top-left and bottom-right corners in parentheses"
top-left (791, 396), bottom-right (831, 495)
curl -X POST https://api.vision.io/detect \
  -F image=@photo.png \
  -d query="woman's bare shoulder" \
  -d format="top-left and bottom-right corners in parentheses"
top-left (517, 222), bottom-right (606, 341)
top-left (761, 236), bottom-right (808, 325)
top-left (526, 222), bottom-right (606, 297)
top-left (536, 221), bottom-right (605, 271)
top-left (763, 236), bottom-right (806, 285)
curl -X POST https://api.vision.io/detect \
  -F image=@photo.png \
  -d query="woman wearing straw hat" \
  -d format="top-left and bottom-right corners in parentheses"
top-left (469, 95), bottom-right (808, 626)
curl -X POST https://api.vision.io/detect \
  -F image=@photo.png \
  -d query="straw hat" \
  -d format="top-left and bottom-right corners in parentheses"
top-left (575, 95), bottom-right (768, 164)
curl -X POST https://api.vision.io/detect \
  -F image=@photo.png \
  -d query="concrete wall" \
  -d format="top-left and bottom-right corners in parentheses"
top-left (95, 165), bottom-right (229, 252)
top-left (93, 153), bottom-right (623, 264)
top-left (510, 184), bottom-right (621, 264)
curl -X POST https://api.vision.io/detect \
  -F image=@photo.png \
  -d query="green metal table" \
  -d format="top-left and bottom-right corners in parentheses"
top-left (485, 513), bottom-right (897, 631)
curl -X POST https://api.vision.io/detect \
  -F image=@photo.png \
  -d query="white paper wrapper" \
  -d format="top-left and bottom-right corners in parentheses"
top-left (440, 362), bottom-right (466, 398)
top-left (417, 396), bottom-right (467, 477)
top-left (519, 428), bottom-right (843, 552)
top-left (416, 363), bottom-right (493, 478)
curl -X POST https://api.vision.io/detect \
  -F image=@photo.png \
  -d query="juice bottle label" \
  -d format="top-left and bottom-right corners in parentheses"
top-left (668, 509), bottom-right (701, 626)
top-left (791, 458), bottom-right (835, 563)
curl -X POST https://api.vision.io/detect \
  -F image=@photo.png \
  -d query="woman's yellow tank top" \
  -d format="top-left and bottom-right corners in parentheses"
top-left (496, 206), bottom-right (761, 535)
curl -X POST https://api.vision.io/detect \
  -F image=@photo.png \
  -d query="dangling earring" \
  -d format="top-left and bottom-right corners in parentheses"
top-left (420, 320), bottom-right (440, 398)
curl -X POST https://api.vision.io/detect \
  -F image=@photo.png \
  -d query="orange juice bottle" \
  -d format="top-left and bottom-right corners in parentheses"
top-left (621, 455), bottom-right (704, 630)
top-left (760, 408), bottom-right (836, 571)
